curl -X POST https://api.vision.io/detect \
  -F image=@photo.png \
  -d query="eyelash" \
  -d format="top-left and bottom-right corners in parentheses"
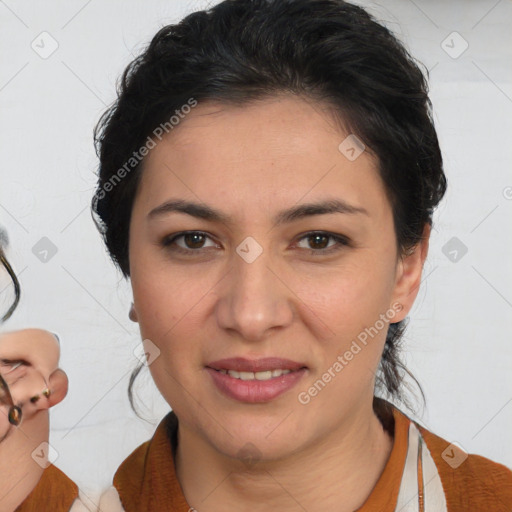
top-left (161, 231), bottom-right (350, 257)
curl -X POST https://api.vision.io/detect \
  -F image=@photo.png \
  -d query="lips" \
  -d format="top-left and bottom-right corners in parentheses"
top-left (206, 357), bottom-right (307, 403)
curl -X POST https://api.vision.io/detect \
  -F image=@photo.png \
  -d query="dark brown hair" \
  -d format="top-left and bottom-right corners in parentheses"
top-left (0, 230), bottom-right (20, 323)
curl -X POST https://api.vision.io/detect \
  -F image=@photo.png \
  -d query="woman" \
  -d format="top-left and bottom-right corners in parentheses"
top-left (91, 0), bottom-right (512, 510)
top-left (1, 229), bottom-right (77, 512)
top-left (2, 0), bottom-right (511, 510)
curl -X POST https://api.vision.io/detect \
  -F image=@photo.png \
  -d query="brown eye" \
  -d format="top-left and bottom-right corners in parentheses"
top-left (162, 231), bottom-right (218, 255)
top-left (296, 231), bottom-right (350, 255)
top-left (182, 233), bottom-right (207, 249)
top-left (307, 233), bottom-right (330, 250)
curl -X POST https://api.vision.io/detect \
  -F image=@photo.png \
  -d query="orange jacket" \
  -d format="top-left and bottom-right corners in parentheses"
top-left (14, 403), bottom-right (512, 511)
top-left (111, 404), bottom-right (512, 511)
top-left (14, 464), bottom-right (78, 512)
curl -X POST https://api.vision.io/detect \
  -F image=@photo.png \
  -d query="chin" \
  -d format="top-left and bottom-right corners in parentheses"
top-left (200, 412), bottom-right (308, 462)
top-left (221, 434), bottom-right (304, 466)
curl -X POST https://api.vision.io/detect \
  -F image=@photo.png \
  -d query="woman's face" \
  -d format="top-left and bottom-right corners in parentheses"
top-left (128, 94), bottom-right (427, 461)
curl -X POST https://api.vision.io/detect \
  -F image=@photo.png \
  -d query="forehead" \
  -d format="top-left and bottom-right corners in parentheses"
top-left (151, 95), bottom-right (350, 160)
top-left (135, 95), bottom-right (388, 219)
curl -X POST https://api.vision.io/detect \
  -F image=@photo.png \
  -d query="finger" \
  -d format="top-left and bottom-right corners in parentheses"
top-left (8, 366), bottom-right (48, 416)
top-left (0, 360), bottom-right (29, 385)
top-left (20, 368), bottom-right (69, 412)
top-left (0, 329), bottom-right (60, 378)
top-left (0, 375), bottom-right (21, 440)
top-left (46, 369), bottom-right (68, 408)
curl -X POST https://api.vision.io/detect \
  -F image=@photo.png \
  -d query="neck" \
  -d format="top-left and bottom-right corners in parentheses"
top-left (0, 411), bottom-right (48, 512)
top-left (175, 401), bottom-right (394, 512)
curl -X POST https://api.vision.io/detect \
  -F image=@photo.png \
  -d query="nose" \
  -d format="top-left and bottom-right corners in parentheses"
top-left (215, 243), bottom-right (294, 342)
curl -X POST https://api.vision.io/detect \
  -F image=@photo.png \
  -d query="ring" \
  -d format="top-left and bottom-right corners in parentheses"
top-left (8, 405), bottom-right (22, 426)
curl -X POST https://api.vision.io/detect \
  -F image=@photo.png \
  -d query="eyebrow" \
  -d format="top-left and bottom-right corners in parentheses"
top-left (148, 199), bottom-right (369, 225)
top-left (148, 198), bottom-right (368, 226)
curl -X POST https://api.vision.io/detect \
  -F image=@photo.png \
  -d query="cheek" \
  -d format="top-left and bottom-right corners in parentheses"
top-left (130, 266), bottom-right (213, 405)
top-left (294, 256), bottom-right (396, 328)
top-left (294, 271), bottom-right (393, 395)
top-left (130, 257), bottom-right (210, 338)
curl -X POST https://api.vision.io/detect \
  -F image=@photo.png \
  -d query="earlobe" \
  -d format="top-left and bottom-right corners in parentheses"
top-left (390, 224), bottom-right (431, 322)
top-left (129, 303), bottom-right (138, 322)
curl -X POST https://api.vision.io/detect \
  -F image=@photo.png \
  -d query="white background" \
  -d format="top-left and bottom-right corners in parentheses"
top-left (1, 0), bottom-right (511, 505)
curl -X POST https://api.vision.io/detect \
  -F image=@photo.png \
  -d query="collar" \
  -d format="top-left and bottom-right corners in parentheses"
top-left (113, 403), bottom-right (447, 512)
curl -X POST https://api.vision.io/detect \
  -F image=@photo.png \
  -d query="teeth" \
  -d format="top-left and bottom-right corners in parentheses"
top-left (222, 369), bottom-right (292, 381)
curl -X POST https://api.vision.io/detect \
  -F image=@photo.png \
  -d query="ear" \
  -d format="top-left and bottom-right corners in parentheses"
top-left (390, 224), bottom-right (431, 322)
top-left (129, 303), bottom-right (139, 323)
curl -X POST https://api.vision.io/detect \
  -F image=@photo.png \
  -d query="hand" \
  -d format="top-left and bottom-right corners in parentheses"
top-left (0, 328), bottom-right (68, 512)
top-left (0, 329), bottom-right (68, 442)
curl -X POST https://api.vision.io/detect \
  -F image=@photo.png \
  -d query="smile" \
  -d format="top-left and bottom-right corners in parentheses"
top-left (216, 368), bottom-right (294, 380)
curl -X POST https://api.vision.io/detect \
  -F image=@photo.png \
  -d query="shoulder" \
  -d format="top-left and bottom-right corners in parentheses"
top-left (415, 421), bottom-right (512, 511)
top-left (15, 464), bottom-right (79, 512)
top-left (110, 412), bottom-right (177, 510)
top-left (112, 437), bottom-right (152, 498)
top-left (113, 412), bottom-right (176, 488)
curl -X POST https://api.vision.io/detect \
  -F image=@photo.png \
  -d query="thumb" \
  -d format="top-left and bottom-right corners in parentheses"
top-left (46, 368), bottom-right (68, 408)
top-left (31, 368), bottom-right (68, 411)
